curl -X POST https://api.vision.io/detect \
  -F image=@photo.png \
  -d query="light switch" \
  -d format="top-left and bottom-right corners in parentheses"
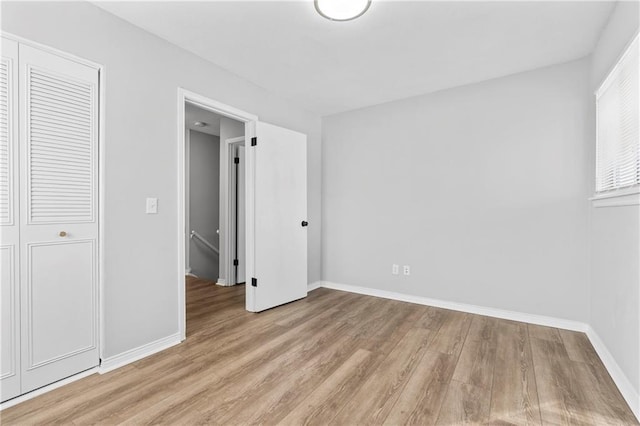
top-left (146, 197), bottom-right (158, 214)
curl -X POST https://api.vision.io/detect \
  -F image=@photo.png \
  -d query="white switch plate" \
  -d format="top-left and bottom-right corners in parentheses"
top-left (146, 197), bottom-right (158, 214)
top-left (392, 264), bottom-right (399, 275)
top-left (403, 265), bottom-right (411, 276)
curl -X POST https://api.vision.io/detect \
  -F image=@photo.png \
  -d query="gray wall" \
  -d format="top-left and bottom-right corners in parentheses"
top-left (1, 1), bottom-right (322, 358)
top-left (322, 58), bottom-right (591, 322)
top-left (588, 0), bottom-right (640, 403)
top-left (189, 130), bottom-right (220, 281)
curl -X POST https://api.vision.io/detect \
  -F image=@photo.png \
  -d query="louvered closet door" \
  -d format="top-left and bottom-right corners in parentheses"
top-left (19, 44), bottom-right (99, 393)
top-left (0, 37), bottom-right (21, 403)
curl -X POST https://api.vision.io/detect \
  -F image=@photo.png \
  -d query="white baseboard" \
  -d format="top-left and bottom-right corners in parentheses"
top-left (586, 326), bottom-right (640, 420)
top-left (0, 367), bottom-right (98, 411)
top-left (98, 332), bottom-right (182, 374)
top-left (315, 281), bottom-right (588, 332)
top-left (307, 281), bottom-right (323, 291)
top-left (216, 278), bottom-right (232, 287)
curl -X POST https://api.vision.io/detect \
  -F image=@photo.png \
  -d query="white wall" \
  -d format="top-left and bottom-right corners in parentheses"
top-left (1, 1), bottom-right (322, 358)
top-left (588, 0), bottom-right (640, 408)
top-left (189, 130), bottom-right (220, 280)
top-left (322, 58), bottom-right (591, 322)
top-left (218, 117), bottom-right (245, 284)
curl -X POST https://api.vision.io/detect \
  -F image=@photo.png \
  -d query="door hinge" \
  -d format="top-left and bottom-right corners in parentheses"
top-left (251, 137), bottom-right (257, 146)
top-left (234, 157), bottom-right (239, 164)
top-left (251, 278), bottom-right (257, 287)
top-left (233, 259), bottom-right (239, 266)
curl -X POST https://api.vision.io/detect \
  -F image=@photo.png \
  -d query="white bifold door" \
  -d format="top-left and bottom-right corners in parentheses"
top-left (1, 37), bottom-right (99, 403)
top-left (247, 122), bottom-right (308, 312)
top-left (1, 36), bottom-right (22, 403)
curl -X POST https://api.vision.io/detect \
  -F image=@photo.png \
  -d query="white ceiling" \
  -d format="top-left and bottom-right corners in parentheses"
top-left (185, 102), bottom-right (221, 136)
top-left (95, 1), bottom-right (615, 116)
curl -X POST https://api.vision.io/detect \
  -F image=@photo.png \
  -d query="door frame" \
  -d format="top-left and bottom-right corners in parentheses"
top-left (177, 89), bottom-right (257, 340)
top-left (226, 136), bottom-right (245, 287)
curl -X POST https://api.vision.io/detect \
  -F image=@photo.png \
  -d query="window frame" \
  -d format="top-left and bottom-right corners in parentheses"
top-left (591, 32), bottom-right (640, 207)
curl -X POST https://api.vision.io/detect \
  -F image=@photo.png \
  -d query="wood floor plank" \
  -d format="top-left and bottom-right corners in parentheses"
top-left (124, 329), bottom-right (357, 425)
top-left (355, 302), bottom-right (424, 352)
top-left (427, 310), bottom-right (472, 356)
top-left (4, 354), bottom-right (188, 424)
top-left (0, 365), bottom-right (138, 423)
top-left (273, 290), bottom-right (358, 327)
top-left (383, 350), bottom-right (457, 425)
top-left (572, 359), bottom-right (640, 425)
top-left (2, 277), bottom-right (636, 425)
top-left (331, 328), bottom-right (433, 425)
top-left (489, 322), bottom-right (542, 425)
top-left (466, 315), bottom-right (501, 342)
top-left (559, 329), bottom-right (601, 365)
top-left (212, 332), bottom-right (364, 425)
top-left (452, 336), bottom-right (496, 390)
top-left (187, 305), bottom-right (340, 367)
top-left (70, 359), bottom-right (213, 424)
top-left (414, 306), bottom-right (449, 331)
top-left (278, 348), bottom-right (373, 426)
top-left (530, 337), bottom-right (595, 425)
top-left (436, 379), bottom-right (491, 425)
top-left (451, 316), bottom-right (498, 390)
top-left (191, 312), bottom-right (364, 423)
top-left (528, 323), bottom-right (563, 343)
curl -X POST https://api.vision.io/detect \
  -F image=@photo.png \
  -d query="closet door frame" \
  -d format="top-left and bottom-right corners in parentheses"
top-left (1, 32), bottom-right (105, 385)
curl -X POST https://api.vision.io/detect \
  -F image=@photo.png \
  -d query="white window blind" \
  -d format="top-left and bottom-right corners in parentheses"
top-left (595, 34), bottom-right (639, 193)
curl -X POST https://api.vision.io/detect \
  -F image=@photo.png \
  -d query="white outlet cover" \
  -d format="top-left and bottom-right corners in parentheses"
top-left (403, 265), bottom-right (411, 276)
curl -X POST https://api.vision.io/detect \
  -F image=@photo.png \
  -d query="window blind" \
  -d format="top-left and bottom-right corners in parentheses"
top-left (595, 34), bottom-right (639, 193)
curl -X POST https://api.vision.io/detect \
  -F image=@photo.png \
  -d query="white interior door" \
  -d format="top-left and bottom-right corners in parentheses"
top-left (1, 37), bottom-right (22, 403)
top-left (247, 122), bottom-right (307, 312)
top-left (18, 44), bottom-right (99, 393)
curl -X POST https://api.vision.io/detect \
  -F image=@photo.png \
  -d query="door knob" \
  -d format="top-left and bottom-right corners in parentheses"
top-left (301, 221), bottom-right (308, 227)
top-left (59, 231), bottom-right (68, 237)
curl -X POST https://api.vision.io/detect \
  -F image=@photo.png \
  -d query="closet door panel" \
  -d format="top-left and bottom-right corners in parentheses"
top-left (0, 37), bottom-right (21, 404)
top-left (25, 241), bottom-right (95, 367)
top-left (19, 44), bottom-right (99, 394)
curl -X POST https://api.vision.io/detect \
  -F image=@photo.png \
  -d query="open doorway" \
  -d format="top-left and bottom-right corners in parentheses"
top-left (178, 89), bottom-right (309, 342)
top-left (184, 104), bottom-right (247, 286)
top-left (178, 90), bottom-right (257, 341)
top-left (185, 103), bottom-right (222, 282)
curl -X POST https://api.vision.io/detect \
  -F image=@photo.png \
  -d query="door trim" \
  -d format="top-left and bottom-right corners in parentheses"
top-left (1, 31), bottom-right (105, 367)
top-left (177, 89), bottom-right (257, 341)
top-left (225, 136), bottom-right (245, 287)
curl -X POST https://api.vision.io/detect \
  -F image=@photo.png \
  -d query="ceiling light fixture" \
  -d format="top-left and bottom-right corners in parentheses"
top-left (193, 121), bottom-right (207, 127)
top-left (315, 0), bottom-right (371, 21)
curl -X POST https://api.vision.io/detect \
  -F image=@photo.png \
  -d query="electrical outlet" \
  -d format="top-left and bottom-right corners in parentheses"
top-left (146, 197), bottom-right (158, 214)
top-left (403, 265), bottom-right (411, 276)
top-left (392, 264), bottom-right (399, 275)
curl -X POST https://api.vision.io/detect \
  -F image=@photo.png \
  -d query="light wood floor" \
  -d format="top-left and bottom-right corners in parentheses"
top-left (2, 277), bottom-right (637, 425)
